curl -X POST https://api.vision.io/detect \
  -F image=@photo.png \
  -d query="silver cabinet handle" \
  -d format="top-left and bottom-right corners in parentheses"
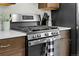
top-left (0, 44), bottom-right (11, 48)
top-left (76, 26), bottom-right (79, 30)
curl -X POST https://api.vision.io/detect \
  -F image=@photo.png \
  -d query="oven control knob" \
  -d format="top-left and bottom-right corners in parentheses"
top-left (51, 32), bottom-right (54, 36)
top-left (32, 35), bottom-right (36, 38)
top-left (45, 33), bottom-right (49, 36)
top-left (37, 34), bottom-right (41, 37)
top-left (28, 42), bottom-right (31, 46)
top-left (56, 32), bottom-right (58, 35)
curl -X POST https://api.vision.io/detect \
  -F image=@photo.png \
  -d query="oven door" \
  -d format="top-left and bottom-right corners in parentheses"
top-left (27, 37), bottom-right (58, 56)
top-left (28, 43), bottom-right (43, 56)
top-left (28, 38), bottom-right (49, 56)
top-left (27, 35), bottom-right (61, 56)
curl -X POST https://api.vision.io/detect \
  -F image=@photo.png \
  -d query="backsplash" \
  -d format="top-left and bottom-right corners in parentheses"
top-left (3, 3), bottom-right (51, 21)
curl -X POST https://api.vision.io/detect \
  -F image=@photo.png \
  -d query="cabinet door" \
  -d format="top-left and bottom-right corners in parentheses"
top-left (60, 30), bottom-right (70, 39)
top-left (0, 48), bottom-right (25, 56)
top-left (47, 3), bottom-right (59, 8)
top-left (10, 48), bottom-right (25, 56)
top-left (38, 3), bottom-right (47, 9)
top-left (0, 3), bottom-right (15, 6)
top-left (59, 38), bottom-right (70, 56)
top-left (0, 37), bottom-right (25, 56)
top-left (38, 3), bottom-right (59, 10)
top-left (0, 37), bottom-right (25, 53)
top-left (54, 30), bottom-right (70, 56)
top-left (54, 38), bottom-right (70, 56)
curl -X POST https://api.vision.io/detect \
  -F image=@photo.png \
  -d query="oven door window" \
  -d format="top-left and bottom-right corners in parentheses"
top-left (28, 43), bottom-right (43, 56)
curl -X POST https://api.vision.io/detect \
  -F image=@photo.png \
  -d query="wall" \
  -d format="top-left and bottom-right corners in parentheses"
top-left (3, 3), bottom-right (51, 20)
top-left (0, 7), bottom-right (6, 13)
top-left (0, 3), bottom-right (51, 30)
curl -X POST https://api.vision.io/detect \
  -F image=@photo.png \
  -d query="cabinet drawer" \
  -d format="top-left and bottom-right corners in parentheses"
top-left (0, 37), bottom-right (25, 53)
top-left (59, 39), bottom-right (70, 56)
top-left (60, 31), bottom-right (70, 39)
top-left (0, 48), bottom-right (25, 56)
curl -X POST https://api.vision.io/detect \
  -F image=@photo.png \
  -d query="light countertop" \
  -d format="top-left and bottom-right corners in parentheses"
top-left (58, 27), bottom-right (71, 31)
top-left (0, 26), bottom-right (71, 39)
top-left (0, 30), bottom-right (26, 39)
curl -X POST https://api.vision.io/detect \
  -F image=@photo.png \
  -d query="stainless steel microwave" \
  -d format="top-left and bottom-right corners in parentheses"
top-left (10, 13), bottom-right (41, 22)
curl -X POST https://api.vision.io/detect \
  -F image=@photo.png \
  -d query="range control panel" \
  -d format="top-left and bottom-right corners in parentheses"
top-left (27, 31), bottom-right (60, 40)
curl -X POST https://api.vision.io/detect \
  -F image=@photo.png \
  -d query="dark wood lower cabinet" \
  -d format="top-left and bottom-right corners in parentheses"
top-left (0, 48), bottom-right (25, 56)
top-left (0, 36), bottom-right (26, 56)
top-left (59, 30), bottom-right (70, 56)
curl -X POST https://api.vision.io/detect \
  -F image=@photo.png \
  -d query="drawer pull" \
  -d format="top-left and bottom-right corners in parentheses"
top-left (0, 44), bottom-right (11, 48)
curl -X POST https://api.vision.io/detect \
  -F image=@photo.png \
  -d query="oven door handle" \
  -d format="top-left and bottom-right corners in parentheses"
top-left (28, 38), bottom-right (48, 47)
top-left (28, 36), bottom-right (59, 47)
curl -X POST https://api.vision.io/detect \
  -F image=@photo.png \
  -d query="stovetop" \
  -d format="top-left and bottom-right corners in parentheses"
top-left (11, 25), bottom-right (60, 40)
top-left (11, 26), bottom-right (58, 33)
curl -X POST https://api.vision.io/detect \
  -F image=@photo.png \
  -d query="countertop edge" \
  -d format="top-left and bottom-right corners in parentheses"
top-left (0, 27), bottom-right (71, 39)
top-left (0, 30), bottom-right (26, 39)
top-left (58, 27), bottom-right (71, 31)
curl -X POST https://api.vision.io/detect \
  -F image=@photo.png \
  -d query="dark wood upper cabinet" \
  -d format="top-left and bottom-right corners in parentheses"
top-left (0, 3), bottom-right (16, 6)
top-left (38, 3), bottom-right (59, 10)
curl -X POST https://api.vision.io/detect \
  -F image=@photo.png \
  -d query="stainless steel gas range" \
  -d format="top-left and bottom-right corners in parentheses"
top-left (11, 25), bottom-right (61, 56)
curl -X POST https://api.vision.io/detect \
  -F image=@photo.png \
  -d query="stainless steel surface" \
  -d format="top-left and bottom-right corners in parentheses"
top-left (11, 13), bottom-right (22, 22)
top-left (11, 13), bottom-right (40, 22)
top-left (76, 26), bottom-right (79, 30)
top-left (28, 38), bottom-right (48, 46)
top-left (28, 36), bottom-right (61, 47)
top-left (27, 26), bottom-right (60, 56)
top-left (11, 25), bottom-right (60, 56)
top-left (27, 30), bottom-right (60, 40)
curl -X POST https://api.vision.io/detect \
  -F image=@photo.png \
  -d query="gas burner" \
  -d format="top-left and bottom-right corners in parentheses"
top-left (11, 25), bottom-right (60, 40)
top-left (11, 25), bottom-right (58, 32)
top-left (27, 26), bottom-right (58, 32)
top-left (27, 26), bottom-right (60, 40)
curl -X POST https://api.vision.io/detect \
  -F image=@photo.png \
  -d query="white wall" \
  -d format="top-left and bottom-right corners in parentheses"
top-left (0, 7), bottom-right (5, 13)
top-left (4, 3), bottom-right (52, 26)
top-left (4, 3), bottom-right (51, 20)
